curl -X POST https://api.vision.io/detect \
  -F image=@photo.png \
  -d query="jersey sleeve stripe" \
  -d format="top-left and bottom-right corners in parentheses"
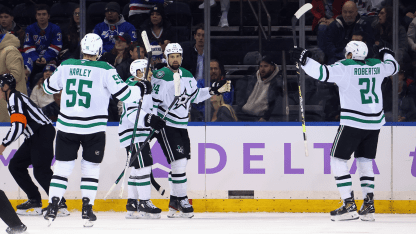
top-left (119, 90), bottom-right (132, 102)
top-left (324, 65), bottom-right (330, 82)
top-left (42, 82), bottom-right (54, 95)
top-left (45, 78), bottom-right (60, 93)
top-left (318, 65), bottom-right (323, 81)
top-left (23, 45), bottom-right (36, 53)
top-left (385, 59), bottom-right (397, 75)
top-left (152, 97), bottom-right (162, 103)
top-left (113, 85), bottom-right (129, 98)
top-left (191, 89), bottom-right (199, 103)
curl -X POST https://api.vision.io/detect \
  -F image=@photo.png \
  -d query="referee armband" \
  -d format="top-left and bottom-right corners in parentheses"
top-left (10, 113), bottom-right (27, 128)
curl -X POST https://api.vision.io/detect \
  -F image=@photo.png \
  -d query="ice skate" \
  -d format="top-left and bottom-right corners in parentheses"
top-left (42, 197), bottom-right (70, 217)
top-left (82, 198), bottom-right (96, 227)
top-left (5, 224), bottom-right (27, 234)
top-left (358, 193), bottom-right (375, 221)
top-left (16, 199), bottom-right (42, 216)
top-left (125, 199), bottom-right (139, 219)
top-left (167, 197), bottom-right (194, 218)
top-left (330, 192), bottom-right (359, 221)
top-left (44, 197), bottom-right (60, 227)
top-left (137, 200), bottom-right (161, 219)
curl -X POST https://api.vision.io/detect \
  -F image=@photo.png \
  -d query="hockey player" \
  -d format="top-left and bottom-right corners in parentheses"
top-left (151, 43), bottom-right (231, 218)
top-left (0, 73), bottom-right (69, 217)
top-left (119, 59), bottom-right (166, 219)
top-left (42, 33), bottom-right (148, 227)
top-left (290, 41), bottom-right (399, 221)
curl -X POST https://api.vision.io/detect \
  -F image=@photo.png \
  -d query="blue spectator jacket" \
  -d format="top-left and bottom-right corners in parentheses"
top-left (23, 22), bottom-right (62, 72)
top-left (93, 15), bottom-right (137, 53)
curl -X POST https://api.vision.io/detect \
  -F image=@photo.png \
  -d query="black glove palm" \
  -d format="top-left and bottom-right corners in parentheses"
top-left (144, 113), bottom-right (166, 131)
top-left (209, 79), bottom-right (228, 95)
top-left (136, 80), bottom-right (152, 97)
top-left (290, 47), bottom-right (312, 66)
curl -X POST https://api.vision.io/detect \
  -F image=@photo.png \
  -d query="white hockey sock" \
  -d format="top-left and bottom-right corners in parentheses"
top-left (170, 158), bottom-right (188, 198)
top-left (331, 157), bottom-right (352, 200)
top-left (134, 166), bottom-right (151, 201)
top-left (80, 159), bottom-right (100, 205)
top-left (168, 172), bottom-right (175, 197)
top-left (127, 168), bottom-right (139, 200)
top-left (357, 157), bottom-right (375, 199)
top-left (49, 160), bottom-right (75, 203)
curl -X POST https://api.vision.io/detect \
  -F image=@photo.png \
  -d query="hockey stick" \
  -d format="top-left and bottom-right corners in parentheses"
top-left (106, 73), bottom-right (181, 199)
top-left (105, 31), bottom-right (155, 200)
top-left (292, 3), bottom-right (312, 157)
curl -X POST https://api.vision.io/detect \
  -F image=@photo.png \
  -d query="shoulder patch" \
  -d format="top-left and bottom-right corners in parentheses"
top-left (155, 70), bottom-right (165, 79)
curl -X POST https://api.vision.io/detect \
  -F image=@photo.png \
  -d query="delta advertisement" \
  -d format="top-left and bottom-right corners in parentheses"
top-left (1, 124), bottom-right (415, 201)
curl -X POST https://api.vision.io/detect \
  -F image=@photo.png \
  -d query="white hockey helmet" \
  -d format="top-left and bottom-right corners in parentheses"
top-left (130, 59), bottom-right (148, 79)
top-left (81, 33), bottom-right (103, 60)
top-left (164, 43), bottom-right (183, 67)
top-left (344, 41), bottom-right (368, 60)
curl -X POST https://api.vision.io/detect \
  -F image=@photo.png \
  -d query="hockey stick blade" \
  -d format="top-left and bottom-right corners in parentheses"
top-left (294, 3), bottom-right (312, 19)
top-left (141, 31), bottom-right (152, 53)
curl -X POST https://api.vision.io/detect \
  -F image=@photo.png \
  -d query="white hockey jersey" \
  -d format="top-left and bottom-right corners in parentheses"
top-left (151, 66), bottom-right (211, 129)
top-left (302, 54), bottom-right (399, 130)
top-left (43, 58), bottom-right (142, 134)
top-left (118, 77), bottom-right (152, 148)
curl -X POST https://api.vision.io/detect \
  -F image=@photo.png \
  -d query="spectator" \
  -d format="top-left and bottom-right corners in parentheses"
top-left (351, 30), bottom-right (375, 58)
top-left (181, 23), bottom-right (220, 80)
top-left (128, 0), bottom-right (167, 29)
top-left (93, 2), bottom-right (137, 54)
top-left (323, 1), bottom-right (374, 64)
top-left (100, 34), bottom-right (131, 67)
top-left (312, 0), bottom-right (349, 53)
top-left (30, 64), bottom-right (56, 108)
top-left (116, 41), bottom-right (143, 81)
top-left (199, 0), bottom-right (231, 28)
top-left (23, 4), bottom-right (63, 88)
top-left (353, 0), bottom-right (380, 17)
top-left (373, 6), bottom-right (408, 64)
top-left (0, 7), bottom-right (24, 49)
top-left (42, 91), bottom-right (61, 122)
top-left (0, 33), bottom-right (27, 122)
top-left (139, 4), bottom-right (175, 51)
top-left (236, 55), bottom-right (283, 122)
top-left (409, 16), bottom-right (416, 75)
top-left (191, 59), bottom-right (233, 121)
top-left (150, 44), bottom-right (165, 68)
top-left (210, 94), bottom-right (238, 122)
top-left (62, 5), bottom-right (82, 60)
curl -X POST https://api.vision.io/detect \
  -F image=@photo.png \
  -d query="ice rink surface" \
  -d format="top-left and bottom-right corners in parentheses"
top-left (1, 212), bottom-right (415, 234)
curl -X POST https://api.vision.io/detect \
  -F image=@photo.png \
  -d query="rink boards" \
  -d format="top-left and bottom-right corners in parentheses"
top-left (1, 122), bottom-right (416, 213)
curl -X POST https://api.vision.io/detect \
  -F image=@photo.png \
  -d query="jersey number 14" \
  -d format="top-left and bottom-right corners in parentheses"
top-left (359, 78), bottom-right (379, 104)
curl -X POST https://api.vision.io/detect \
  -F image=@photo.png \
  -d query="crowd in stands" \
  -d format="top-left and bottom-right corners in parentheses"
top-left (1, 0), bottom-right (416, 123)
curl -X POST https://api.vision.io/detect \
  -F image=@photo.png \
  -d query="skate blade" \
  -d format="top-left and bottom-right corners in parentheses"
top-left (57, 208), bottom-right (70, 217)
top-left (167, 208), bottom-right (193, 218)
top-left (46, 218), bottom-right (55, 227)
top-left (331, 211), bottom-right (359, 221)
top-left (16, 208), bottom-right (42, 216)
top-left (125, 211), bottom-right (139, 219)
top-left (138, 211), bottom-right (161, 219)
top-left (83, 220), bottom-right (94, 228)
top-left (360, 213), bottom-right (375, 221)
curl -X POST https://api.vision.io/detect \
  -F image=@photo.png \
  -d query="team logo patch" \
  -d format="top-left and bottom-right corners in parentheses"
top-left (176, 145), bottom-right (184, 154)
top-left (95, 150), bottom-right (100, 155)
top-left (156, 71), bottom-right (165, 78)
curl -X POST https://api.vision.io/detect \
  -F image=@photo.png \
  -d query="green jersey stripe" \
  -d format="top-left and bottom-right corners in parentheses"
top-left (361, 183), bottom-right (375, 188)
top-left (157, 112), bottom-right (188, 125)
top-left (318, 65), bottom-right (323, 81)
top-left (120, 133), bottom-right (150, 143)
top-left (128, 181), bottom-right (151, 186)
top-left (340, 115), bottom-right (385, 124)
top-left (42, 82), bottom-right (54, 95)
top-left (119, 90), bottom-right (132, 102)
top-left (57, 118), bottom-right (107, 128)
top-left (168, 178), bottom-right (188, 184)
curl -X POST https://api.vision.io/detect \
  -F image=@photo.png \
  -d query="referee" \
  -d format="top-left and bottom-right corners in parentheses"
top-left (0, 73), bottom-right (63, 216)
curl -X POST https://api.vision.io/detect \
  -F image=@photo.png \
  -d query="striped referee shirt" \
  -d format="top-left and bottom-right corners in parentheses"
top-left (2, 90), bottom-right (52, 147)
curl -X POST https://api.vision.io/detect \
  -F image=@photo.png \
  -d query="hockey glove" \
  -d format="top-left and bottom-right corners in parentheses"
top-left (144, 113), bottom-right (166, 131)
top-left (290, 47), bottom-right (312, 66)
top-left (379, 47), bottom-right (395, 61)
top-left (136, 80), bottom-right (152, 97)
top-left (209, 80), bottom-right (231, 95)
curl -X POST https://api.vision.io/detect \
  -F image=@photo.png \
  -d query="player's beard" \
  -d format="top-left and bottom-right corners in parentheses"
top-left (170, 63), bottom-right (180, 70)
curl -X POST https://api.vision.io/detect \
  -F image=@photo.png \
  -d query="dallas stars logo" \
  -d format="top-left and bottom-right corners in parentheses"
top-left (174, 88), bottom-right (192, 110)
